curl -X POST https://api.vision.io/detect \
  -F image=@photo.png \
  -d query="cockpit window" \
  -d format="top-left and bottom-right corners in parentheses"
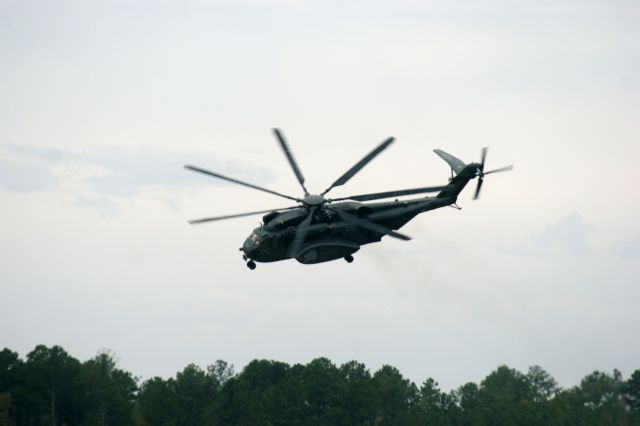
top-left (250, 229), bottom-right (270, 245)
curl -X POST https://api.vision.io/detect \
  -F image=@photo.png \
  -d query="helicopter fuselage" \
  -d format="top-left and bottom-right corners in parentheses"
top-left (242, 195), bottom-right (455, 264)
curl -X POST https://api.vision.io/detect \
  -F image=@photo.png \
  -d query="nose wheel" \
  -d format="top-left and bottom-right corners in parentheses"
top-left (242, 254), bottom-right (256, 270)
top-left (344, 255), bottom-right (354, 263)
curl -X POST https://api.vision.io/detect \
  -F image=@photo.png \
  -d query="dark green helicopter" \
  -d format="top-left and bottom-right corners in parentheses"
top-left (185, 129), bottom-right (512, 269)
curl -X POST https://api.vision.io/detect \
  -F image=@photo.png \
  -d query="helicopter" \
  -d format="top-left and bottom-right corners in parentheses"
top-left (185, 129), bottom-right (512, 269)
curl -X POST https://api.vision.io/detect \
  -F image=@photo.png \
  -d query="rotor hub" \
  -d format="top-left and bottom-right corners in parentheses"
top-left (303, 194), bottom-right (325, 206)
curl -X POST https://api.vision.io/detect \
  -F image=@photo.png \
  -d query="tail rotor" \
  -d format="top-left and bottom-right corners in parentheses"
top-left (473, 147), bottom-right (513, 199)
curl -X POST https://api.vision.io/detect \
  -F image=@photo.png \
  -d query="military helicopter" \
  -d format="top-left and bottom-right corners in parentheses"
top-left (185, 129), bottom-right (512, 269)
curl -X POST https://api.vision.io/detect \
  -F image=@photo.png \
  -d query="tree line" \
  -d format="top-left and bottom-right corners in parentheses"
top-left (1, 345), bottom-right (639, 425)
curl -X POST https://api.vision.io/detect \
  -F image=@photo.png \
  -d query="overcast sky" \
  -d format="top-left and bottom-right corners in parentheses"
top-left (1, 0), bottom-right (639, 390)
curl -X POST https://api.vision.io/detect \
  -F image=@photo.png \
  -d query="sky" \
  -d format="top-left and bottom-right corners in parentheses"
top-left (1, 0), bottom-right (639, 391)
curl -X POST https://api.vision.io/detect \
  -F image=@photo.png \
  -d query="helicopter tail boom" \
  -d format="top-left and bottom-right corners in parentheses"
top-left (435, 165), bottom-right (476, 199)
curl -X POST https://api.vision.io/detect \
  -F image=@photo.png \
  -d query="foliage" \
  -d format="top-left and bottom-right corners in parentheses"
top-left (79, 350), bottom-right (137, 425)
top-left (0, 345), bottom-right (639, 425)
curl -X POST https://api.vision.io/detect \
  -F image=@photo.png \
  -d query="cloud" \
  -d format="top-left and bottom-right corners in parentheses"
top-left (72, 195), bottom-right (120, 217)
top-left (502, 212), bottom-right (591, 258)
top-left (612, 235), bottom-right (640, 260)
top-left (7, 145), bottom-right (79, 164)
top-left (0, 158), bottom-right (58, 192)
top-left (1, 144), bottom-right (274, 197)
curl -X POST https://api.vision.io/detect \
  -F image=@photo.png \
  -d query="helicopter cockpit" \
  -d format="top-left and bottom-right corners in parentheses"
top-left (248, 228), bottom-right (267, 245)
top-left (243, 229), bottom-right (264, 257)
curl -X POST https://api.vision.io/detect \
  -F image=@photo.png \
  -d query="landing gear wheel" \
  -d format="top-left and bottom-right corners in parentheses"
top-left (344, 255), bottom-right (354, 263)
top-left (247, 260), bottom-right (256, 270)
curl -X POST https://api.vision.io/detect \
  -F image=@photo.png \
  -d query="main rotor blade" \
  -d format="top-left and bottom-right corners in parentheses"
top-left (480, 147), bottom-right (488, 168)
top-left (272, 128), bottom-right (308, 195)
top-left (184, 165), bottom-right (301, 202)
top-left (288, 210), bottom-right (313, 258)
top-left (334, 209), bottom-right (411, 241)
top-left (483, 165), bottom-right (514, 175)
top-left (189, 206), bottom-right (300, 224)
top-left (474, 178), bottom-right (483, 200)
top-left (322, 137), bottom-right (395, 196)
top-left (331, 185), bottom-right (447, 202)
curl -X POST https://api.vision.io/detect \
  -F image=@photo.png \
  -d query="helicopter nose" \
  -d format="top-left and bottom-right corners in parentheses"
top-left (242, 238), bottom-right (256, 255)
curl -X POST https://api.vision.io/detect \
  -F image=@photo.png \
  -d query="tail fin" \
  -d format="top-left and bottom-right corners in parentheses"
top-left (433, 149), bottom-right (466, 175)
top-left (433, 149), bottom-right (476, 199)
